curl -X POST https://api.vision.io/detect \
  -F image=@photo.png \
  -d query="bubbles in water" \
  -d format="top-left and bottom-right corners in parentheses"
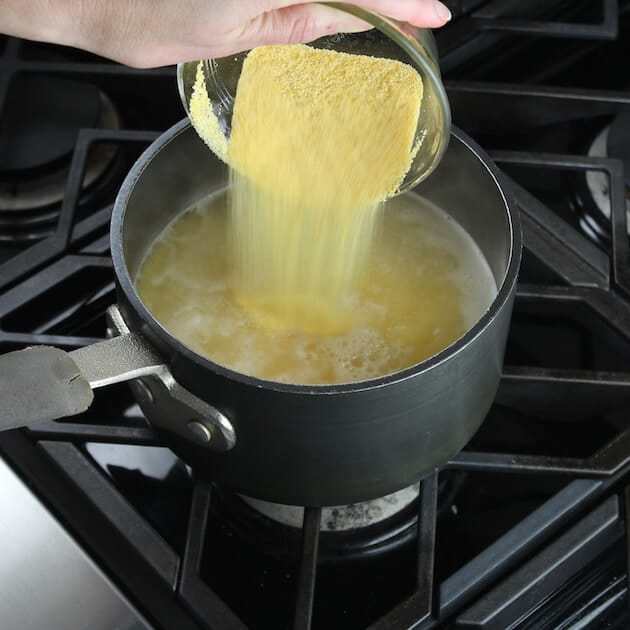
top-left (136, 191), bottom-right (497, 385)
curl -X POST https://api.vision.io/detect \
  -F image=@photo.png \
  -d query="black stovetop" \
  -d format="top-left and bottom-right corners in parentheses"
top-left (1, 1), bottom-right (630, 628)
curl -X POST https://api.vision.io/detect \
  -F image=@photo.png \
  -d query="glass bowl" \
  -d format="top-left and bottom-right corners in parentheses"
top-left (176, 2), bottom-right (451, 193)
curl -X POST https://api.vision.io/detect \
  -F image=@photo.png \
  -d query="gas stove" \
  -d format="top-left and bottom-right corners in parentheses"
top-left (1, 1), bottom-right (630, 629)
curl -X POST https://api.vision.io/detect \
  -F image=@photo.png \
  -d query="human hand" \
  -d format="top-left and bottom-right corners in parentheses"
top-left (0, 0), bottom-right (451, 68)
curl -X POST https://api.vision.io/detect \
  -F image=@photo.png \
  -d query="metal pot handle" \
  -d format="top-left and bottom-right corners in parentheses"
top-left (0, 306), bottom-right (236, 451)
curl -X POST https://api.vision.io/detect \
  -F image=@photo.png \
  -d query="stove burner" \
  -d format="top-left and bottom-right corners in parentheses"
top-left (241, 484), bottom-right (421, 531)
top-left (196, 472), bottom-right (467, 594)
top-left (578, 117), bottom-right (630, 243)
top-left (0, 75), bottom-right (101, 176)
top-left (0, 77), bottom-right (120, 241)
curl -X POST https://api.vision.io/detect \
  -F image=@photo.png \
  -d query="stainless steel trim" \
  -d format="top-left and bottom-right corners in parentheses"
top-left (70, 332), bottom-right (166, 389)
top-left (0, 457), bottom-right (153, 630)
top-left (106, 306), bottom-right (237, 452)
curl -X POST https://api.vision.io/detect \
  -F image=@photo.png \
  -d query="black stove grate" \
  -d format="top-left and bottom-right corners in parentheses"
top-left (1, 1), bottom-right (630, 628)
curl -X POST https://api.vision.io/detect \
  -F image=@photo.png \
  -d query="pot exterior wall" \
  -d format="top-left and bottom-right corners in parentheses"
top-left (119, 286), bottom-right (515, 505)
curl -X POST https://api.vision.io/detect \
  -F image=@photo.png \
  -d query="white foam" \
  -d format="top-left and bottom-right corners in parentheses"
top-left (137, 190), bottom-right (498, 385)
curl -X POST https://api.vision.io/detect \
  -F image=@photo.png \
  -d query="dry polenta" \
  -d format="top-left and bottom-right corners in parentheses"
top-left (228, 45), bottom-right (423, 206)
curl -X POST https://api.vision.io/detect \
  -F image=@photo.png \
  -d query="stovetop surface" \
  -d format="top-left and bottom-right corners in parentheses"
top-left (1, 1), bottom-right (630, 629)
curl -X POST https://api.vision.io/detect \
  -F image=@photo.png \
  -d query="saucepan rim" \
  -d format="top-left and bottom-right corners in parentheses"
top-left (111, 119), bottom-right (521, 395)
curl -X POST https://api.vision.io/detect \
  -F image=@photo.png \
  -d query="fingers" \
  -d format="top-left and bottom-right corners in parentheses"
top-left (351, 0), bottom-right (451, 27)
top-left (82, 0), bottom-right (452, 69)
top-left (256, 0), bottom-right (452, 29)
top-left (237, 4), bottom-right (373, 51)
top-left (238, 0), bottom-right (451, 54)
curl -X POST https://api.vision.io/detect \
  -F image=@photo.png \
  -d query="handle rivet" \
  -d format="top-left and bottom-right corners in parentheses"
top-left (187, 420), bottom-right (213, 444)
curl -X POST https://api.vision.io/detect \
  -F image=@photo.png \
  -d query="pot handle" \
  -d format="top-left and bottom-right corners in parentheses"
top-left (0, 345), bottom-right (94, 431)
top-left (0, 331), bottom-right (165, 431)
top-left (0, 306), bottom-right (236, 451)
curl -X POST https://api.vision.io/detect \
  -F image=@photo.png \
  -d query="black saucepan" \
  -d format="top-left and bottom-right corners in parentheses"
top-left (0, 120), bottom-right (521, 506)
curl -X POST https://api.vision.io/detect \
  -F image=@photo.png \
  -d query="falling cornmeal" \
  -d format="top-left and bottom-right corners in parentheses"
top-left (190, 45), bottom-right (427, 333)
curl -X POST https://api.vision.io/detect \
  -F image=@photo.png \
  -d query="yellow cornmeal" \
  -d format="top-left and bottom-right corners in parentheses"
top-left (228, 45), bottom-right (423, 206)
top-left (136, 192), bottom-right (497, 385)
top-left (189, 45), bottom-right (423, 333)
top-left (189, 62), bottom-right (228, 161)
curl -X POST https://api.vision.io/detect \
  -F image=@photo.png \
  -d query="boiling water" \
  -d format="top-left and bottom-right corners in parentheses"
top-left (136, 190), bottom-right (496, 385)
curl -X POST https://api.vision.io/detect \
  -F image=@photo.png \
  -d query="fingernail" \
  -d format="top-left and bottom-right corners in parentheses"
top-left (434, 1), bottom-right (452, 22)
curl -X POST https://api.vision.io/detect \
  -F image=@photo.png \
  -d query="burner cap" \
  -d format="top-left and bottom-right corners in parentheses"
top-left (241, 484), bottom-right (420, 531)
top-left (0, 75), bottom-right (101, 179)
top-left (607, 112), bottom-right (630, 187)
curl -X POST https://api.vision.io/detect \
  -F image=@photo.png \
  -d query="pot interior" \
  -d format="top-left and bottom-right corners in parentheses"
top-left (121, 124), bottom-right (513, 291)
top-left (115, 122), bottom-right (517, 380)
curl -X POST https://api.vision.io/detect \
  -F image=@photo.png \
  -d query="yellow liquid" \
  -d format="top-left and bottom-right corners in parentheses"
top-left (136, 191), bottom-right (497, 385)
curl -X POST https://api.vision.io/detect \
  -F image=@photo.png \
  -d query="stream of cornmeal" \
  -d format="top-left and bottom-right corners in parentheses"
top-left (191, 45), bottom-right (424, 333)
top-left (136, 191), bottom-right (497, 384)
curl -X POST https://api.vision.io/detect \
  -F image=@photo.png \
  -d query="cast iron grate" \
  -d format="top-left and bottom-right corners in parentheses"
top-left (0, 36), bottom-right (176, 289)
top-left (1, 1), bottom-right (630, 628)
